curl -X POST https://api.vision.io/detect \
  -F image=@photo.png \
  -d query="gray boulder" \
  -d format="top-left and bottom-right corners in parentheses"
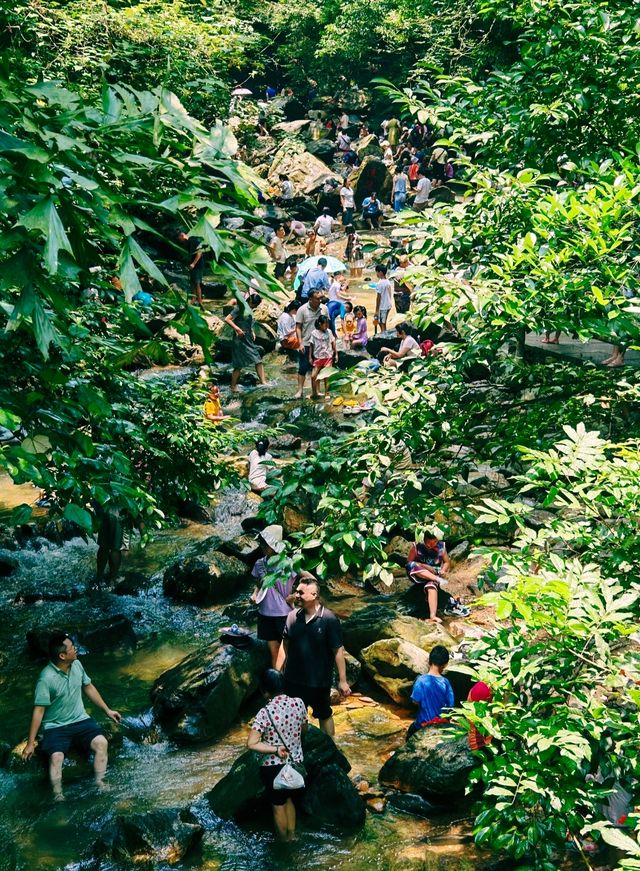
top-left (349, 156), bottom-right (392, 206)
top-left (379, 728), bottom-right (476, 797)
top-left (360, 638), bottom-right (430, 704)
top-left (306, 139), bottom-right (337, 165)
top-left (163, 541), bottom-right (247, 605)
top-left (342, 605), bottom-right (455, 656)
top-left (354, 133), bottom-right (383, 160)
top-left (91, 808), bottom-right (203, 868)
top-left (302, 763), bottom-right (366, 831)
top-left (152, 638), bottom-right (270, 743)
top-left (26, 615), bottom-right (136, 658)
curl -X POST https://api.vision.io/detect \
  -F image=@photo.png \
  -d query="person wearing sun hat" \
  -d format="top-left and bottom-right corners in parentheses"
top-left (250, 525), bottom-right (296, 667)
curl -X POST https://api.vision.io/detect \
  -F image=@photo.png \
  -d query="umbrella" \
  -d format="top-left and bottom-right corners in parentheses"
top-left (294, 255), bottom-right (347, 291)
top-left (231, 87), bottom-right (252, 96)
top-left (297, 255), bottom-right (347, 274)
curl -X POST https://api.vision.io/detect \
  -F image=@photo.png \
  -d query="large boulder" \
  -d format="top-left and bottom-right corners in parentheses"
top-left (354, 133), bottom-right (383, 160)
top-left (268, 95), bottom-right (307, 121)
top-left (163, 540), bottom-right (247, 605)
top-left (91, 808), bottom-right (203, 868)
top-left (272, 119), bottom-right (311, 135)
top-left (268, 142), bottom-right (340, 196)
top-left (366, 328), bottom-right (401, 359)
top-left (26, 615), bottom-right (137, 658)
top-left (306, 139), bottom-right (337, 165)
top-left (152, 638), bottom-right (270, 743)
top-left (207, 725), bottom-right (351, 820)
top-left (349, 156), bottom-right (392, 206)
top-left (379, 728), bottom-right (476, 797)
top-left (360, 638), bottom-right (430, 704)
top-left (342, 605), bottom-right (455, 656)
top-left (302, 763), bottom-right (366, 832)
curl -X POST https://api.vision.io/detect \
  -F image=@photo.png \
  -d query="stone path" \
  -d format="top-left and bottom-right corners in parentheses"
top-left (525, 332), bottom-right (640, 367)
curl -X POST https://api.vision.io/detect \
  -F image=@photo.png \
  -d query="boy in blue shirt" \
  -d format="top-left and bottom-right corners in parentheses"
top-left (407, 645), bottom-right (454, 739)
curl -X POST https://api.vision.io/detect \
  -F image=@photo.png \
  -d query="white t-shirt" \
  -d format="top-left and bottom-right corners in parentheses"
top-left (310, 328), bottom-right (334, 360)
top-left (277, 312), bottom-right (296, 340)
top-left (340, 187), bottom-right (355, 209)
top-left (376, 278), bottom-right (393, 311)
top-left (328, 280), bottom-right (341, 301)
top-left (400, 335), bottom-right (421, 357)
top-left (248, 450), bottom-right (273, 487)
top-left (414, 177), bottom-right (432, 204)
top-left (314, 215), bottom-right (335, 236)
top-left (281, 180), bottom-right (294, 199)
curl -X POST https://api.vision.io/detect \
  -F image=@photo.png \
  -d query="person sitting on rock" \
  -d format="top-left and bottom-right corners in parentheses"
top-left (248, 437), bottom-right (273, 494)
top-left (203, 383), bottom-right (225, 422)
top-left (347, 305), bottom-right (368, 349)
top-left (22, 633), bottom-right (121, 800)
top-left (406, 532), bottom-right (469, 622)
top-left (247, 668), bottom-right (307, 841)
top-left (407, 645), bottom-right (454, 739)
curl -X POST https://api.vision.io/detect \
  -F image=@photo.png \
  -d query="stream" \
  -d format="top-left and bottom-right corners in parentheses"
top-left (0, 242), bottom-right (512, 871)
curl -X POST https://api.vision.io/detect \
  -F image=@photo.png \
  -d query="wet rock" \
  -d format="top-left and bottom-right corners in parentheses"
top-left (306, 139), bottom-right (337, 165)
top-left (270, 433), bottom-right (302, 452)
top-left (152, 637), bottom-right (270, 743)
top-left (113, 571), bottom-right (152, 597)
top-left (431, 184), bottom-right (455, 203)
top-left (336, 348), bottom-right (370, 369)
top-left (349, 156), bottom-right (393, 206)
top-left (449, 541), bottom-right (471, 563)
top-left (302, 763), bottom-right (366, 832)
top-left (91, 808), bottom-right (203, 868)
top-left (282, 498), bottom-right (313, 536)
top-left (268, 95), bottom-right (307, 121)
top-left (331, 650), bottom-right (361, 696)
top-left (361, 638), bottom-right (430, 704)
top-left (176, 500), bottom-right (212, 523)
top-left (386, 791), bottom-right (444, 817)
top-left (26, 615), bottom-right (137, 658)
top-left (207, 725), bottom-right (351, 819)
top-left (344, 705), bottom-right (406, 738)
top-left (217, 534), bottom-right (261, 566)
top-left (0, 556), bottom-right (17, 576)
top-left (379, 728), bottom-right (476, 797)
top-left (342, 605), bottom-right (455, 656)
top-left (14, 587), bottom-right (84, 604)
top-left (163, 543), bottom-right (247, 605)
top-left (354, 133), bottom-right (383, 160)
top-left (385, 535), bottom-right (413, 565)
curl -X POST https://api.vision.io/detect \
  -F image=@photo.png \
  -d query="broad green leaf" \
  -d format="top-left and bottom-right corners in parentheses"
top-left (17, 198), bottom-right (74, 273)
top-left (128, 236), bottom-right (169, 286)
top-left (63, 503), bottom-right (93, 531)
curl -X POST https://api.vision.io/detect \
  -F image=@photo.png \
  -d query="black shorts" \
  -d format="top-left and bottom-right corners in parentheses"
top-left (298, 348), bottom-right (313, 376)
top-left (260, 763), bottom-right (304, 806)
top-left (284, 680), bottom-right (332, 721)
top-left (40, 718), bottom-right (105, 758)
top-left (274, 262), bottom-right (287, 279)
top-left (190, 261), bottom-right (204, 289)
top-left (258, 613), bottom-right (287, 642)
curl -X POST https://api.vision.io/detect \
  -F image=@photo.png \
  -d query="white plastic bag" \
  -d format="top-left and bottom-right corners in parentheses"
top-left (273, 762), bottom-right (305, 790)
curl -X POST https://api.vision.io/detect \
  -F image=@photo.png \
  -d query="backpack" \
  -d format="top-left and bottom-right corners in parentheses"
top-left (420, 339), bottom-right (435, 356)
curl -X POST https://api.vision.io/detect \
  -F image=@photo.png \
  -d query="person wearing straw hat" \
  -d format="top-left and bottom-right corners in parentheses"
top-left (250, 526), bottom-right (296, 667)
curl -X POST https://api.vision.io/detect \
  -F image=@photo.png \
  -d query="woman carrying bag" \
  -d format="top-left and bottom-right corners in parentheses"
top-left (248, 669), bottom-right (308, 841)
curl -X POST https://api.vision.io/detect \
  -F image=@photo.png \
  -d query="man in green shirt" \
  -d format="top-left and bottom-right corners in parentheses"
top-left (22, 633), bottom-right (121, 799)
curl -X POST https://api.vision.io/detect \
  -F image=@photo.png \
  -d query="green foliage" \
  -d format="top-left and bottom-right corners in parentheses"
top-left (2, 0), bottom-right (261, 121)
top-left (0, 70), bottom-right (269, 524)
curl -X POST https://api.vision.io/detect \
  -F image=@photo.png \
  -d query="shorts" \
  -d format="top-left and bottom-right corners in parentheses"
top-left (406, 561), bottom-right (440, 591)
top-left (284, 679), bottom-right (332, 721)
top-left (298, 348), bottom-right (313, 376)
top-left (377, 308), bottom-right (390, 326)
top-left (260, 763), bottom-right (304, 806)
top-left (313, 357), bottom-right (333, 369)
top-left (274, 262), bottom-right (287, 279)
top-left (257, 613), bottom-right (287, 642)
top-left (190, 261), bottom-right (204, 289)
top-left (40, 718), bottom-right (105, 758)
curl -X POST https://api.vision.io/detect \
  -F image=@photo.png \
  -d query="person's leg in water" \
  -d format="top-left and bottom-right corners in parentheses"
top-left (310, 365), bottom-right (320, 399)
top-left (319, 715), bottom-right (335, 736)
top-left (284, 798), bottom-right (296, 841)
top-left (255, 362), bottom-right (268, 385)
top-left (49, 751), bottom-right (65, 800)
top-left (92, 734), bottom-right (109, 788)
top-left (272, 803), bottom-right (289, 841)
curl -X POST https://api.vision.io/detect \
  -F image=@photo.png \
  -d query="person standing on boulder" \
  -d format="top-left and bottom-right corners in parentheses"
top-left (340, 178), bottom-right (355, 227)
top-left (22, 633), bottom-right (121, 799)
top-left (248, 669), bottom-right (307, 841)
top-left (280, 577), bottom-right (350, 736)
top-left (407, 645), bottom-right (454, 739)
top-left (250, 526), bottom-right (295, 666)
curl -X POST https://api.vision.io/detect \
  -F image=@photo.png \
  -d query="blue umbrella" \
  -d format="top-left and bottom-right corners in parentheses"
top-left (294, 255), bottom-right (347, 290)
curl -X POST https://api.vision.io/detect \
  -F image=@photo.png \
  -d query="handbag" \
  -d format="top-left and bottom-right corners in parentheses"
top-left (265, 705), bottom-right (306, 790)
